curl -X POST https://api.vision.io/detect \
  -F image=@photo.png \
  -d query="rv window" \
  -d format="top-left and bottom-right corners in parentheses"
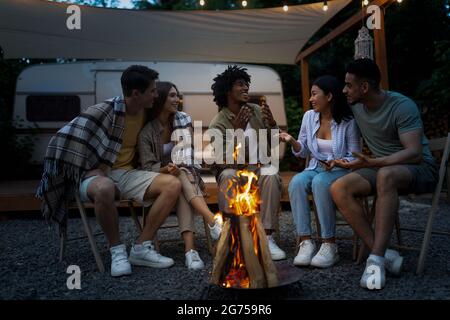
top-left (26, 95), bottom-right (80, 122)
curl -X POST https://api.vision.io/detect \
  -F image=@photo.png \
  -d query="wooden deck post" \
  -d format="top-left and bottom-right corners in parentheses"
top-left (374, 8), bottom-right (389, 89)
top-left (300, 57), bottom-right (310, 113)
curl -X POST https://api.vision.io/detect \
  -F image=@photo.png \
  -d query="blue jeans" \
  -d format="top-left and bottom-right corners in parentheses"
top-left (288, 166), bottom-right (349, 239)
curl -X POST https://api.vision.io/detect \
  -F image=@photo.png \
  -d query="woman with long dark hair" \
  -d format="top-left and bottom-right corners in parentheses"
top-left (279, 75), bottom-right (361, 268)
top-left (138, 81), bottom-right (222, 270)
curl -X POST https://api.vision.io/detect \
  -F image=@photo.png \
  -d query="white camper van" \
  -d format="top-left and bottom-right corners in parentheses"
top-left (13, 61), bottom-right (287, 164)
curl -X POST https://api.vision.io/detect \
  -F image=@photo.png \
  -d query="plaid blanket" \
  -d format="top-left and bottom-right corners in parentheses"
top-left (171, 111), bottom-right (205, 192)
top-left (36, 97), bottom-right (126, 224)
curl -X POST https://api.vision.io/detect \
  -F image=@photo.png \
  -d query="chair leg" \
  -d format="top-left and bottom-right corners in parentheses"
top-left (59, 214), bottom-right (68, 262)
top-left (352, 233), bottom-right (358, 261)
top-left (416, 206), bottom-right (439, 275)
top-left (203, 217), bottom-right (213, 255)
top-left (128, 202), bottom-right (143, 233)
top-left (395, 214), bottom-right (403, 247)
top-left (59, 228), bottom-right (67, 262)
top-left (75, 192), bottom-right (105, 273)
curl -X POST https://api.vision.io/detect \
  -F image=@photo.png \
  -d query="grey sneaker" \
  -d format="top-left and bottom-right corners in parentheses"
top-left (129, 240), bottom-right (174, 269)
top-left (293, 240), bottom-right (316, 266)
top-left (360, 256), bottom-right (386, 290)
top-left (185, 249), bottom-right (205, 270)
top-left (208, 218), bottom-right (223, 240)
top-left (267, 235), bottom-right (286, 260)
top-left (310, 243), bottom-right (339, 268)
top-left (385, 249), bottom-right (403, 276)
top-left (110, 244), bottom-right (132, 277)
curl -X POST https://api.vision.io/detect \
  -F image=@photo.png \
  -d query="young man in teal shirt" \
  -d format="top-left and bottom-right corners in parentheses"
top-left (331, 59), bottom-right (438, 290)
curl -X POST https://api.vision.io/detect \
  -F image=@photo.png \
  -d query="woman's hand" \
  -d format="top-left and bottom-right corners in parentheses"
top-left (278, 132), bottom-right (294, 144)
top-left (324, 160), bottom-right (336, 171)
top-left (167, 163), bottom-right (180, 176)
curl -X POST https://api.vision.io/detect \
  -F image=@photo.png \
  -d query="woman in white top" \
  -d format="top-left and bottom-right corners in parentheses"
top-left (138, 82), bottom-right (222, 270)
top-left (279, 75), bottom-right (361, 268)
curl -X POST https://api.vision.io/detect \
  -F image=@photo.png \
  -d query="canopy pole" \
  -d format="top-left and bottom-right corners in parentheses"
top-left (374, 8), bottom-right (389, 89)
top-left (300, 58), bottom-right (310, 113)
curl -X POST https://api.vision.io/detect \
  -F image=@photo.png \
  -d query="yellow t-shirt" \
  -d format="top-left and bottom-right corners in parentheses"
top-left (113, 109), bottom-right (147, 170)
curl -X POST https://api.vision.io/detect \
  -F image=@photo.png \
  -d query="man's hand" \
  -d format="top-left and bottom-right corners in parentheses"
top-left (261, 103), bottom-right (277, 128)
top-left (232, 105), bottom-right (252, 130)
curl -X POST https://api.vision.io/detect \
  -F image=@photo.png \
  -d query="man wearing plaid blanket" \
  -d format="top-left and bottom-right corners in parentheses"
top-left (37, 65), bottom-right (180, 276)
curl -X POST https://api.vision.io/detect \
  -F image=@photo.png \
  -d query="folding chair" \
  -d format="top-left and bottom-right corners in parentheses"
top-left (59, 190), bottom-right (143, 273)
top-left (356, 133), bottom-right (450, 274)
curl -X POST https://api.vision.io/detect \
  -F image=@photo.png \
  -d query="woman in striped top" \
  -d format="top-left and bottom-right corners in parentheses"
top-left (279, 75), bottom-right (361, 268)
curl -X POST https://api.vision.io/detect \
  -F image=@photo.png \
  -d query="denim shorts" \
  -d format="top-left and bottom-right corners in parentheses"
top-left (79, 175), bottom-right (99, 202)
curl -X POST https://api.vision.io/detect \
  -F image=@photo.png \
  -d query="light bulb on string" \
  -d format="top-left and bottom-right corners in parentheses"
top-left (323, 1), bottom-right (328, 11)
top-left (363, 0), bottom-right (369, 6)
top-left (283, 5), bottom-right (288, 12)
top-left (199, 0), bottom-right (205, 6)
top-left (242, 1), bottom-right (247, 7)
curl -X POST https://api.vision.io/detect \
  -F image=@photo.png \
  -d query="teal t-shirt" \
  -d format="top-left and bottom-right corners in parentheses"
top-left (350, 91), bottom-right (435, 164)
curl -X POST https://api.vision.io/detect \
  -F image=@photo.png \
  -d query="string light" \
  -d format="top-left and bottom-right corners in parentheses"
top-left (199, 0), bottom-right (205, 6)
top-left (242, 0), bottom-right (247, 7)
top-left (397, 0), bottom-right (403, 3)
top-left (363, 0), bottom-right (369, 6)
top-left (323, 1), bottom-right (328, 11)
top-left (283, 4), bottom-right (288, 12)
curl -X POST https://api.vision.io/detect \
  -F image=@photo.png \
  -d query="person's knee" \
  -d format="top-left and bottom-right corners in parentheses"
top-left (311, 175), bottom-right (329, 193)
top-left (219, 169), bottom-right (238, 182)
top-left (288, 174), bottom-right (309, 194)
top-left (165, 176), bottom-right (182, 197)
top-left (92, 178), bottom-right (115, 203)
top-left (376, 168), bottom-right (397, 193)
top-left (330, 178), bottom-right (348, 204)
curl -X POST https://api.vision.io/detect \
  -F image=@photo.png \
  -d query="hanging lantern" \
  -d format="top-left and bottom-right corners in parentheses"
top-left (354, 26), bottom-right (373, 60)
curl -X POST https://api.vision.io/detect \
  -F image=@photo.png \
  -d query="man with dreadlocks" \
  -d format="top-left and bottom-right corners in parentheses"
top-left (209, 65), bottom-right (286, 260)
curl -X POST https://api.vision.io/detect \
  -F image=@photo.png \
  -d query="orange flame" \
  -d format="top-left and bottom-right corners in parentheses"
top-left (221, 144), bottom-right (261, 289)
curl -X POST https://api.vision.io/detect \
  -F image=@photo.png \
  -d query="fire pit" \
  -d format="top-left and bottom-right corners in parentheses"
top-left (210, 143), bottom-right (300, 289)
top-left (211, 214), bottom-right (278, 289)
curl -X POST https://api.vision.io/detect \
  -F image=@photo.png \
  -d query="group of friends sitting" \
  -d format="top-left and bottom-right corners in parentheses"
top-left (37, 59), bottom-right (438, 290)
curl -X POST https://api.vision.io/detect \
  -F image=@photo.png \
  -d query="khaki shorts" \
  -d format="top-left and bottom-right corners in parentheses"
top-left (107, 169), bottom-right (159, 206)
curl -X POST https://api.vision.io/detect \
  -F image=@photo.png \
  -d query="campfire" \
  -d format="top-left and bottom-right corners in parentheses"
top-left (211, 144), bottom-right (278, 289)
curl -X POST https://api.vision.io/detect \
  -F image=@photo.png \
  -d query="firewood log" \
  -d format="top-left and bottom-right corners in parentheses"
top-left (255, 216), bottom-right (279, 288)
top-left (239, 215), bottom-right (266, 288)
top-left (210, 219), bottom-right (231, 285)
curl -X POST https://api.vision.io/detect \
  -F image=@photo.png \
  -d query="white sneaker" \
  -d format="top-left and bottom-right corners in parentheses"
top-left (360, 256), bottom-right (386, 290)
top-left (129, 240), bottom-right (174, 269)
top-left (293, 240), bottom-right (316, 266)
top-left (185, 249), bottom-right (205, 270)
top-left (385, 249), bottom-right (403, 276)
top-left (109, 244), bottom-right (132, 277)
top-left (267, 235), bottom-right (286, 260)
top-left (208, 218), bottom-right (223, 240)
top-left (310, 243), bottom-right (339, 268)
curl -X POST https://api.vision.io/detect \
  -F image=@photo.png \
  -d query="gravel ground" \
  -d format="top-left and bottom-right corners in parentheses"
top-left (1, 197), bottom-right (450, 300)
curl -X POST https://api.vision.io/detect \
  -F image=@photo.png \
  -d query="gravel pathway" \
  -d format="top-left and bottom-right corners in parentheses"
top-left (1, 197), bottom-right (449, 300)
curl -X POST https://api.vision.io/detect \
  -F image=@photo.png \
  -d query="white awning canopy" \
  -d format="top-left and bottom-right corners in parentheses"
top-left (0, 0), bottom-right (351, 64)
